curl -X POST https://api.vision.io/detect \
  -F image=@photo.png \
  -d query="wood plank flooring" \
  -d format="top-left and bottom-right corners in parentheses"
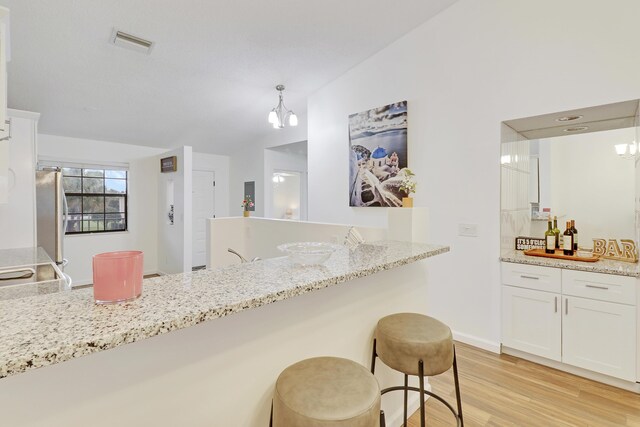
top-left (406, 342), bottom-right (640, 426)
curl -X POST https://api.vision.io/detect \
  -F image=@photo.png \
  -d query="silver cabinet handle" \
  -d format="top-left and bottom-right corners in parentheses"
top-left (565, 298), bottom-right (569, 315)
top-left (520, 275), bottom-right (540, 280)
top-left (585, 284), bottom-right (609, 290)
top-left (554, 296), bottom-right (558, 313)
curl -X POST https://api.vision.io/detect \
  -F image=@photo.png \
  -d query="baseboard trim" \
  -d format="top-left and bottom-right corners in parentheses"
top-left (502, 346), bottom-right (640, 393)
top-left (70, 270), bottom-right (159, 288)
top-left (383, 388), bottom-right (425, 427)
top-left (452, 330), bottom-right (501, 354)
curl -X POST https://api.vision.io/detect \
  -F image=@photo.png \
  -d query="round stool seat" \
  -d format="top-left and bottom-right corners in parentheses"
top-left (375, 313), bottom-right (453, 376)
top-left (273, 356), bottom-right (381, 427)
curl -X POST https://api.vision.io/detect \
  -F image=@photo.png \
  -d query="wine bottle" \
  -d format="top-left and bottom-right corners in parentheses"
top-left (563, 221), bottom-right (574, 256)
top-left (545, 220), bottom-right (556, 254)
top-left (570, 220), bottom-right (578, 251)
top-left (552, 216), bottom-right (561, 249)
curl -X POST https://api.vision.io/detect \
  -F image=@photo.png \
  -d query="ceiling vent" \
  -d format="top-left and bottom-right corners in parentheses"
top-left (109, 28), bottom-right (154, 54)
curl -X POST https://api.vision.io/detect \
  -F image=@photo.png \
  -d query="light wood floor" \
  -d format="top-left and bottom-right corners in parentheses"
top-left (406, 342), bottom-right (640, 427)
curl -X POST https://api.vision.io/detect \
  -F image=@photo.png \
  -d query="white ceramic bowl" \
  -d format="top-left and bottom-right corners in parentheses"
top-left (277, 242), bottom-right (341, 266)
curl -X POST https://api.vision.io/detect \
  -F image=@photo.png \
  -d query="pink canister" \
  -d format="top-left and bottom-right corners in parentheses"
top-left (92, 251), bottom-right (143, 304)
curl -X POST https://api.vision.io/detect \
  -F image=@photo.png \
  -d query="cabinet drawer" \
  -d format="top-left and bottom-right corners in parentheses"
top-left (562, 269), bottom-right (636, 305)
top-left (501, 262), bottom-right (561, 293)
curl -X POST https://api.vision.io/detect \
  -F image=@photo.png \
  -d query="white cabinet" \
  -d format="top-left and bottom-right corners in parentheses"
top-left (0, 110), bottom-right (40, 249)
top-left (502, 285), bottom-right (561, 360)
top-left (563, 296), bottom-right (636, 381)
top-left (501, 262), bottom-right (638, 382)
top-left (0, 6), bottom-right (10, 202)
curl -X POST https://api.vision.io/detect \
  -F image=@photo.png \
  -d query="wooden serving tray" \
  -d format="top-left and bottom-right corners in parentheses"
top-left (523, 248), bottom-right (600, 262)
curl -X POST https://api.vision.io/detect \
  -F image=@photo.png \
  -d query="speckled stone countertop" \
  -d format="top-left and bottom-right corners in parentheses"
top-left (501, 250), bottom-right (640, 277)
top-left (0, 241), bottom-right (449, 379)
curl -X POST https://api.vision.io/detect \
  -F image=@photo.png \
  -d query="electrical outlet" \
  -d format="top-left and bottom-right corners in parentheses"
top-left (458, 223), bottom-right (478, 237)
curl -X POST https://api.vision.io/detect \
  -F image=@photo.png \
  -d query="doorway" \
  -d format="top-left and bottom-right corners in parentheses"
top-left (272, 170), bottom-right (302, 220)
top-left (192, 170), bottom-right (215, 268)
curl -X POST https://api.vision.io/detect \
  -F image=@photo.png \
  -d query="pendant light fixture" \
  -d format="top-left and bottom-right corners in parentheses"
top-left (268, 85), bottom-right (298, 129)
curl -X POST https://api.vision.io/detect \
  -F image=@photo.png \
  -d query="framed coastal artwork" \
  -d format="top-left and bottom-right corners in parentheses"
top-left (348, 100), bottom-right (408, 207)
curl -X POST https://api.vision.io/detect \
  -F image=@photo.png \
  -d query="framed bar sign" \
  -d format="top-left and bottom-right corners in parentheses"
top-left (160, 156), bottom-right (177, 173)
top-left (515, 236), bottom-right (545, 251)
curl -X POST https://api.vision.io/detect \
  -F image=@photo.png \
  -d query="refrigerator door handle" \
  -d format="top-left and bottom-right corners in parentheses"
top-left (62, 188), bottom-right (69, 235)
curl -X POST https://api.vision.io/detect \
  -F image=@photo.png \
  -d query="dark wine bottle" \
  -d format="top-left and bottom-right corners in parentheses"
top-left (545, 220), bottom-right (556, 254)
top-left (552, 216), bottom-right (560, 249)
top-left (570, 220), bottom-right (578, 251)
top-left (563, 221), bottom-right (574, 256)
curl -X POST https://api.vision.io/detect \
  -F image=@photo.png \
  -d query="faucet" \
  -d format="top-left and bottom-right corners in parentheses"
top-left (227, 248), bottom-right (261, 263)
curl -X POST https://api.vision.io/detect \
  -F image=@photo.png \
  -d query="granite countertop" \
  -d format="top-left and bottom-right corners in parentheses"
top-left (501, 250), bottom-right (640, 277)
top-left (0, 241), bottom-right (449, 379)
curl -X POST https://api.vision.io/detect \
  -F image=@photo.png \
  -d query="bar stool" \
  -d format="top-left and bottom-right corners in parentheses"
top-left (370, 313), bottom-right (463, 427)
top-left (271, 356), bottom-right (385, 427)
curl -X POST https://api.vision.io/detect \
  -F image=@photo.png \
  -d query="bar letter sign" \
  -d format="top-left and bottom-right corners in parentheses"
top-left (160, 156), bottom-right (177, 173)
top-left (592, 238), bottom-right (638, 263)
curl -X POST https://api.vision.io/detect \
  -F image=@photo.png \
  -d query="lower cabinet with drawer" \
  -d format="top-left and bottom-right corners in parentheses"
top-left (501, 262), bottom-right (638, 383)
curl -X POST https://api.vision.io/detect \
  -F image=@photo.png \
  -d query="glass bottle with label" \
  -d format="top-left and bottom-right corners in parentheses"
top-left (552, 216), bottom-right (561, 249)
top-left (570, 220), bottom-right (578, 250)
top-left (545, 220), bottom-right (556, 254)
top-left (563, 221), bottom-right (574, 256)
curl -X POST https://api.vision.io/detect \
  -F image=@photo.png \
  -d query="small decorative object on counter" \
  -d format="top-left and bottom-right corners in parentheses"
top-left (563, 221), bottom-right (574, 256)
top-left (241, 195), bottom-right (255, 217)
top-left (278, 242), bottom-right (341, 266)
top-left (544, 220), bottom-right (556, 254)
top-left (399, 168), bottom-right (416, 208)
top-left (552, 216), bottom-right (560, 249)
top-left (92, 251), bottom-right (143, 304)
top-left (570, 220), bottom-right (578, 251)
top-left (514, 236), bottom-right (545, 251)
top-left (592, 238), bottom-right (638, 263)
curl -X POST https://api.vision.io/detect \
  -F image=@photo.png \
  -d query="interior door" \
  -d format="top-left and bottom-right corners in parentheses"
top-left (192, 170), bottom-right (215, 268)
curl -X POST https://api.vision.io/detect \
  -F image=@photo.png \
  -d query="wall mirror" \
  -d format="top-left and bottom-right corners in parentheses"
top-left (500, 99), bottom-right (640, 254)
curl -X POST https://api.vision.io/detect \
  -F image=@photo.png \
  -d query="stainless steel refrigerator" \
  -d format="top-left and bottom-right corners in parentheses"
top-left (36, 169), bottom-right (68, 268)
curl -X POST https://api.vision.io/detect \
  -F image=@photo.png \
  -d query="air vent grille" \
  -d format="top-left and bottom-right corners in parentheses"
top-left (110, 29), bottom-right (154, 54)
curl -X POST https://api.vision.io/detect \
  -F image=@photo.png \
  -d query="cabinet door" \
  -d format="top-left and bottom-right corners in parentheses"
top-left (502, 286), bottom-right (561, 361)
top-left (562, 296), bottom-right (636, 381)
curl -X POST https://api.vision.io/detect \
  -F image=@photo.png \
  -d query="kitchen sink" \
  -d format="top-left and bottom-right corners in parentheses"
top-left (0, 263), bottom-right (60, 287)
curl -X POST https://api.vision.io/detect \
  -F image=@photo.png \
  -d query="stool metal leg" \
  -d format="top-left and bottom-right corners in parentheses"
top-left (403, 374), bottom-right (409, 426)
top-left (418, 360), bottom-right (426, 427)
top-left (452, 346), bottom-right (464, 427)
top-left (371, 338), bottom-right (377, 374)
top-left (269, 401), bottom-right (273, 427)
top-left (380, 410), bottom-right (386, 427)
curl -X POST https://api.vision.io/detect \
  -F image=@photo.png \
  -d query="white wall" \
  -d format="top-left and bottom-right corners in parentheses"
top-left (0, 110), bottom-right (39, 250)
top-left (545, 128), bottom-right (636, 245)
top-left (157, 146), bottom-right (192, 274)
top-left (38, 134), bottom-right (165, 285)
top-left (229, 117), bottom-right (308, 217)
top-left (307, 0), bottom-right (640, 350)
top-left (193, 152), bottom-right (230, 218)
top-left (264, 145), bottom-right (308, 220)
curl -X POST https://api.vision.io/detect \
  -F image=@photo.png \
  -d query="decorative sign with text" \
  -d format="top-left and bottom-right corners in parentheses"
top-left (160, 156), bottom-right (177, 173)
top-left (592, 239), bottom-right (638, 263)
top-left (515, 236), bottom-right (546, 251)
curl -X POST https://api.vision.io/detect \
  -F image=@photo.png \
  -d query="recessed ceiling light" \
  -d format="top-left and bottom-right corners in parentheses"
top-left (564, 126), bottom-right (589, 132)
top-left (556, 115), bottom-right (583, 122)
top-left (109, 28), bottom-right (154, 54)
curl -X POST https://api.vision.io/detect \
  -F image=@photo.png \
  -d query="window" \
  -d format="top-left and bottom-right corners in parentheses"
top-left (62, 167), bottom-right (128, 234)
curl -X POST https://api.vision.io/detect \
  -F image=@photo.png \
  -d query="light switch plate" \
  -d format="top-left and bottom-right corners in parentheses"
top-left (458, 223), bottom-right (478, 237)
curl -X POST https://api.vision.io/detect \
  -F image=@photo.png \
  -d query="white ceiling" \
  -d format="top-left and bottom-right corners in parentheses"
top-left (3, 0), bottom-right (458, 154)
